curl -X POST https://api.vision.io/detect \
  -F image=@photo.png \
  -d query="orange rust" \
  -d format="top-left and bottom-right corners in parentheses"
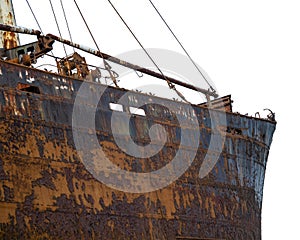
top-left (2, 12), bottom-right (19, 49)
top-left (0, 60), bottom-right (276, 239)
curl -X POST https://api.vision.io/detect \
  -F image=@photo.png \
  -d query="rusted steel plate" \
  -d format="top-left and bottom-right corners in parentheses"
top-left (0, 61), bottom-right (276, 239)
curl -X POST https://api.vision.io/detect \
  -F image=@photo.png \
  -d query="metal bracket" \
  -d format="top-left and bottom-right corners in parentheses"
top-left (2, 35), bottom-right (54, 66)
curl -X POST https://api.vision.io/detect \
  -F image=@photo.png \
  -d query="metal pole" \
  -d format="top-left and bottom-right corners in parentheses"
top-left (0, 0), bottom-right (20, 48)
top-left (0, 24), bottom-right (41, 36)
top-left (0, 23), bottom-right (218, 98)
top-left (47, 33), bottom-right (218, 98)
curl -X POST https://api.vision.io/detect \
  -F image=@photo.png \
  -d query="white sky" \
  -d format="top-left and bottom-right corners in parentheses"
top-left (13, 0), bottom-right (300, 239)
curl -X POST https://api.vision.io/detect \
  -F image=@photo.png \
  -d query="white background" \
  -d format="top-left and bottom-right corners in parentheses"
top-left (13, 0), bottom-right (300, 239)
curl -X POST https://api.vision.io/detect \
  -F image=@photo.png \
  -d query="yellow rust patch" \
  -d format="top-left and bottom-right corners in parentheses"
top-left (18, 135), bottom-right (40, 158)
top-left (10, 161), bottom-right (39, 202)
top-left (0, 202), bottom-right (16, 222)
top-left (43, 141), bottom-right (57, 159)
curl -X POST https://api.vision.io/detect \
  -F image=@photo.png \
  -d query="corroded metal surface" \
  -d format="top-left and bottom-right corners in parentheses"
top-left (56, 52), bottom-right (89, 78)
top-left (0, 24), bottom-right (41, 37)
top-left (0, 23), bottom-right (217, 97)
top-left (3, 35), bottom-right (54, 66)
top-left (0, 61), bottom-right (276, 239)
top-left (0, 2), bottom-right (19, 48)
top-left (47, 33), bottom-right (218, 98)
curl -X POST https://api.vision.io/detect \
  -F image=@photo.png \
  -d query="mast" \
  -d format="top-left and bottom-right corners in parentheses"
top-left (0, 0), bottom-right (19, 49)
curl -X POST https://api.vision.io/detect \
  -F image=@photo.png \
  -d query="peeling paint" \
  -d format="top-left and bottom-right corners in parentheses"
top-left (0, 60), bottom-right (276, 239)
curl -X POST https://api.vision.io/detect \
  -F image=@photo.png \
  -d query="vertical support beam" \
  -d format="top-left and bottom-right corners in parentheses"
top-left (0, 0), bottom-right (19, 49)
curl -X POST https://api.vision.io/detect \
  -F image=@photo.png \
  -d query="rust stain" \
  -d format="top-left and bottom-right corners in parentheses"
top-left (1, 12), bottom-right (19, 49)
top-left (0, 60), bottom-right (276, 239)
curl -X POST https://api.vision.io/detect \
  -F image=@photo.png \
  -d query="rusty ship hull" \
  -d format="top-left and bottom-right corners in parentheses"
top-left (0, 60), bottom-right (276, 240)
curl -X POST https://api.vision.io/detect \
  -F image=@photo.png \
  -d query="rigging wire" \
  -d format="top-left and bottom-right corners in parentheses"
top-left (148, 0), bottom-right (215, 94)
top-left (25, 0), bottom-right (56, 56)
top-left (73, 0), bottom-right (119, 87)
top-left (49, 0), bottom-right (68, 57)
top-left (59, 0), bottom-right (75, 52)
top-left (106, 0), bottom-right (189, 103)
top-left (25, 0), bottom-right (44, 34)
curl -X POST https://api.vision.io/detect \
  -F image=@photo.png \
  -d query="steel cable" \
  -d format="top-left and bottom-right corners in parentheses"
top-left (107, 0), bottom-right (189, 102)
top-left (49, 0), bottom-right (68, 57)
top-left (74, 0), bottom-right (119, 87)
top-left (148, 0), bottom-right (216, 94)
top-left (60, 0), bottom-right (75, 52)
